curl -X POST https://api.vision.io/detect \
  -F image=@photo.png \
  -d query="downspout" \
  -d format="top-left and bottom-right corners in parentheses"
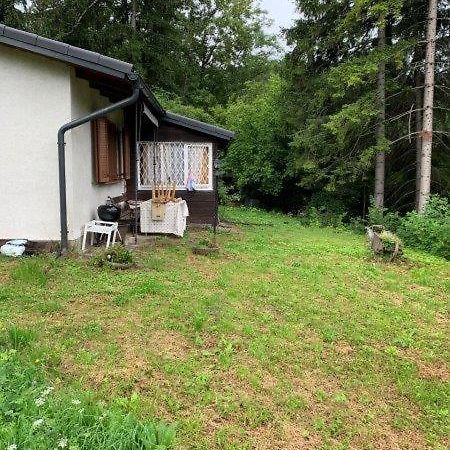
top-left (57, 73), bottom-right (140, 255)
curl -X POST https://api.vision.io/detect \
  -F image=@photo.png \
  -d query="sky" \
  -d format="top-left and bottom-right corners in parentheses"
top-left (258, 0), bottom-right (297, 43)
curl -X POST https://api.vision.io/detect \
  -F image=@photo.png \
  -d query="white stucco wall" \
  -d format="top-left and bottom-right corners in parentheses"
top-left (0, 45), bottom-right (126, 242)
top-left (66, 71), bottom-right (125, 241)
top-left (0, 45), bottom-right (71, 241)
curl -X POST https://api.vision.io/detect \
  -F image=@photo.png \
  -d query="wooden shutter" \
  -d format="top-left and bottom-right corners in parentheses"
top-left (122, 126), bottom-right (131, 180)
top-left (92, 118), bottom-right (120, 183)
top-left (92, 118), bottom-right (110, 183)
top-left (107, 121), bottom-right (118, 181)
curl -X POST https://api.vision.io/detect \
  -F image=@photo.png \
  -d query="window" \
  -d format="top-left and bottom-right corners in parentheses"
top-left (92, 118), bottom-right (131, 183)
top-left (138, 141), bottom-right (213, 190)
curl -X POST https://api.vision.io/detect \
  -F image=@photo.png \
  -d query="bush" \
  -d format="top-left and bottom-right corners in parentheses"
top-left (218, 181), bottom-right (241, 205)
top-left (0, 349), bottom-right (175, 449)
top-left (300, 193), bottom-right (347, 228)
top-left (367, 198), bottom-right (401, 232)
top-left (397, 195), bottom-right (450, 259)
top-left (93, 245), bottom-right (134, 267)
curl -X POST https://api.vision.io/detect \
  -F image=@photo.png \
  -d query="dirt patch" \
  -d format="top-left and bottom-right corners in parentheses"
top-left (397, 348), bottom-right (449, 382)
top-left (334, 340), bottom-right (354, 355)
top-left (145, 329), bottom-right (192, 359)
top-left (280, 422), bottom-right (322, 450)
top-left (390, 293), bottom-right (404, 306)
top-left (418, 361), bottom-right (449, 382)
top-left (186, 254), bottom-right (219, 281)
top-left (435, 312), bottom-right (448, 326)
top-left (371, 428), bottom-right (427, 450)
top-left (0, 272), bottom-right (10, 284)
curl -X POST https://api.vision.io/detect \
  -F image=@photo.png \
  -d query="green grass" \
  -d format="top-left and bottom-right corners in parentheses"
top-left (0, 206), bottom-right (448, 449)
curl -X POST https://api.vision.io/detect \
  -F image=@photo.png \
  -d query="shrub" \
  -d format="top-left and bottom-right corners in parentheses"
top-left (300, 193), bottom-right (348, 227)
top-left (367, 198), bottom-right (401, 232)
top-left (0, 349), bottom-right (175, 449)
top-left (379, 230), bottom-right (402, 255)
top-left (218, 181), bottom-right (241, 205)
top-left (397, 195), bottom-right (450, 259)
top-left (93, 245), bottom-right (134, 267)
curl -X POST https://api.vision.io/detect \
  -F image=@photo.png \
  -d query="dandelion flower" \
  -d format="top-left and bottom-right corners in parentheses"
top-left (58, 437), bottom-right (68, 448)
top-left (7, 444), bottom-right (17, 450)
top-left (32, 418), bottom-right (44, 428)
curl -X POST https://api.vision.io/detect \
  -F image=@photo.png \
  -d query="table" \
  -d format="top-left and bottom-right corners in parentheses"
top-left (140, 200), bottom-right (189, 237)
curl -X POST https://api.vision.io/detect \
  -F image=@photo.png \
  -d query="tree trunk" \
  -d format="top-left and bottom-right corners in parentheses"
top-left (414, 69), bottom-right (422, 210)
top-left (131, 0), bottom-right (137, 31)
top-left (374, 23), bottom-right (386, 208)
top-left (417, 0), bottom-right (437, 212)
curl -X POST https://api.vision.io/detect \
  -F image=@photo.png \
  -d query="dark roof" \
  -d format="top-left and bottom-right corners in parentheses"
top-left (0, 24), bottom-right (132, 78)
top-left (163, 111), bottom-right (235, 141)
top-left (0, 23), bottom-right (234, 142)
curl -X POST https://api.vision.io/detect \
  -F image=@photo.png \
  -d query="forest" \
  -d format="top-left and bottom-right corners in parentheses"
top-left (1, 0), bottom-right (449, 257)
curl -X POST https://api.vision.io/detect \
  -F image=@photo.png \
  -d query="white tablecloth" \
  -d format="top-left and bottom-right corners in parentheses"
top-left (140, 200), bottom-right (189, 237)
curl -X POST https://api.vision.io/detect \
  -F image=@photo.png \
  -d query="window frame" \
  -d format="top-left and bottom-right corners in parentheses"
top-left (138, 141), bottom-right (214, 191)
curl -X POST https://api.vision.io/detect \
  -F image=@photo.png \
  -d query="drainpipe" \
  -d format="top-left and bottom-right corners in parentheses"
top-left (57, 73), bottom-right (140, 255)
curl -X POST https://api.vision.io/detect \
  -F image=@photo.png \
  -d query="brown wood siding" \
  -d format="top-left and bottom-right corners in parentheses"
top-left (126, 121), bottom-right (222, 225)
top-left (130, 190), bottom-right (216, 225)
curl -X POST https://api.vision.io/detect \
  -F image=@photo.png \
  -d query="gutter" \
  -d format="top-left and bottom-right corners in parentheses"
top-left (57, 73), bottom-right (140, 255)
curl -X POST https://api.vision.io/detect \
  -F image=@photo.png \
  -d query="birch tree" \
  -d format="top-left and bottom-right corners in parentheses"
top-left (374, 22), bottom-right (386, 208)
top-left (417, 0), bottom-right (438, 212)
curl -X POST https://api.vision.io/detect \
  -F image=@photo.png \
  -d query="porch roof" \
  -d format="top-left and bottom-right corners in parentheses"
top-left (163, 112), bottom-right (235, 142)
top-left (0, 23), bottom-right (234, 142)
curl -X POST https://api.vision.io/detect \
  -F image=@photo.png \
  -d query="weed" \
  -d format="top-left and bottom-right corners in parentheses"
top-left (3, 325), bottom-right (35, 349)
top-left (10, 258), bottom-right (49, 287)
top-left (0, 349), bottom-right (175, 449)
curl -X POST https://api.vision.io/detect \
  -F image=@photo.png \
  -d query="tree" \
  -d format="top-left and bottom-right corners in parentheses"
top-left (0, 0), bottom-right (26, 27)
top-left (220, 74), bottom-right (289, 200)
top-left (375, 21), bottom-right (386, 208)
top-left (284, 1), bottom-right (404, 208)
top-left (178, 0), bottom-right (277, 105)
top-left (417, 0), bottom-right (438, 212)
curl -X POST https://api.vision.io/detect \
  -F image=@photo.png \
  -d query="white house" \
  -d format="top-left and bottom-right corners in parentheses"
top-left (0, 24), bottom-right (234, 253)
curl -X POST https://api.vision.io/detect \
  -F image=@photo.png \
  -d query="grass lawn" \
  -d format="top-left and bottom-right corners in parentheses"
top-left (0, 206), bottom-right (448, 449)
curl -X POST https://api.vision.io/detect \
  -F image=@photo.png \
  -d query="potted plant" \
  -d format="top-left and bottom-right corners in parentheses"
top-left (366, 225), bottom-right (403, 261)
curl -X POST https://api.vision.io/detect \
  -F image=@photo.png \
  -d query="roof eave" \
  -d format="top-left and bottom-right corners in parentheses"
top-left (0, 23), bottom-right (132, 79)
top-left (163, 112), bottom-right (235, 141)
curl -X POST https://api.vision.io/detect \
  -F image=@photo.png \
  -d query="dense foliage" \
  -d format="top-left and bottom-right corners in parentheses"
top-left (0, 0), bottom-right (275, 107)
top-left (1, 0), bottom-right (448, 257)
top-left (220, 74), bottom-right (288, 199)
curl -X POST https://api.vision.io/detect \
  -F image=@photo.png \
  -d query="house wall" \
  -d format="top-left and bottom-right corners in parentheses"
top-left (67, 71), bottom-right (125, 241)
top-left (0, 45), bottom-right (126, 243)
top-left (128, 122), bottom-right (222, 225)
top-left (0, 45), bottom-right (71, 241)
